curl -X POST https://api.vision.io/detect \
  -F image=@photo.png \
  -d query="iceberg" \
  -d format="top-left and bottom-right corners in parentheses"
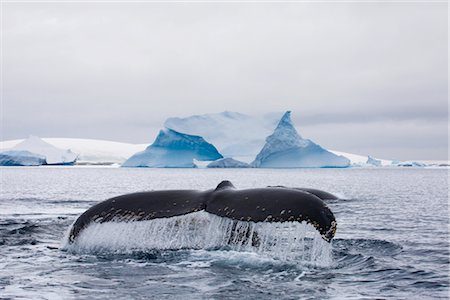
top-left (207, 158), bottom-right (251, 168)
top-left (366, 156), bottom-right (382, 167)
top-left (6, 136), bottom-right (77, 165)
top-left (0, 150), bottom-right (46, 166)
top-left (165, 111), bottom-right (282, 162)
top-left (251, 111), bottom-right (350, 168)
top-left (164, 111), bottom-right (383, 166)
top-left (393, 161), bottom-right (426, 167)
top-left (122, 128), bottom-right (223, 168)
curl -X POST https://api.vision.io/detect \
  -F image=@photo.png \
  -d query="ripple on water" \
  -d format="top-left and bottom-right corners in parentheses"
top-left (0, 168), bottom-right (448, 299)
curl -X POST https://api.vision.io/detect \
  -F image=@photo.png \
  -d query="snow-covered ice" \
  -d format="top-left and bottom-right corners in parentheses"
top-left (1, 138), bottom-right (148, 165)
top-left (1, 136), bottom-right (77, 165)
top-left (329, 150), bottom-right (392, 167)
top-left (165, 111), bottom-right (282, 159)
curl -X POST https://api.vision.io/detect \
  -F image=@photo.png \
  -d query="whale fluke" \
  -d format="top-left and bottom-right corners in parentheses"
top-left (68, 181), bottom-right (337, 243)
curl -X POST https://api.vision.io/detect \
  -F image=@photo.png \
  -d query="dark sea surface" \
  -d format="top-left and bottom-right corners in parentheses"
top-left (0, 167), bottom-right (448, 299)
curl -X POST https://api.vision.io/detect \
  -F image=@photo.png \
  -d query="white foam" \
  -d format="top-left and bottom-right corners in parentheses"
top-left (63, 211), bottom-right (332, 265)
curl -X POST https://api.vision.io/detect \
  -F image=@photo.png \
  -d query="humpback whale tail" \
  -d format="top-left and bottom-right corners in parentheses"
top-left (68, 181), bottom-right (337, 244)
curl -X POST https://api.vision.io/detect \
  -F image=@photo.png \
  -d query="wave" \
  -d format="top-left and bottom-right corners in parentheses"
top-left (333, 238), bottom-right (402, 255)
top-left (0, 220), bottom-right (41, 246)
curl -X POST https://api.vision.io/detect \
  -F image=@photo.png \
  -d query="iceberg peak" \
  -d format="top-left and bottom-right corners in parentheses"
top-left (275, 111), bottom-right (295, 130)
top-left (256, 111), bottom-right (309, 158)
top-left (251, 111), bottom-right (350, 168)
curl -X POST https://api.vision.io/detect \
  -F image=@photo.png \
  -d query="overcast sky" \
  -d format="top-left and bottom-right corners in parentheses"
top-left (2, 2), bottom-right (448, 160)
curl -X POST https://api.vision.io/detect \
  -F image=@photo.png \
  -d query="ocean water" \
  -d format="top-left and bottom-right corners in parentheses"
top-left (0, 167), bottom-right (448, 299)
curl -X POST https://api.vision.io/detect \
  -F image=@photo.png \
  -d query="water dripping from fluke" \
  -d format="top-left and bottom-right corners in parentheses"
top-left (62, 212), bottom-right (332, 266)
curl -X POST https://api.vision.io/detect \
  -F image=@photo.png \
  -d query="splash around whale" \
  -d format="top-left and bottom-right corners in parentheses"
top-left (67, 181), bottom-right (337, 250)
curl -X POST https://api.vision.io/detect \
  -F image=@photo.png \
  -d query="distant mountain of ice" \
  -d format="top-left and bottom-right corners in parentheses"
top-left (251, 112), bottom-right (350, 168)
top-left (3, 136), bottom-right (78, 165)
top-left (0, 138), bottom-right (148, 165)
top-left (1, 112), bottom-right (436, 168)
top-left (122, 128), bottom-right (223, 168)
top-left (0, 150), bottom-right (46, 166)
top-left (44, 138), bottom-right (147, 164)
top-left (0, 134), bottom-right (434, 168)
top-left (165, 111), bottom-right (282, 161)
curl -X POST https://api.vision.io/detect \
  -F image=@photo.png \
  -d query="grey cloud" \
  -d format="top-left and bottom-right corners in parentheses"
top-left (2, 2), bottom-right (448, 159)
top-left (293, 104), bottom-right (448, 127)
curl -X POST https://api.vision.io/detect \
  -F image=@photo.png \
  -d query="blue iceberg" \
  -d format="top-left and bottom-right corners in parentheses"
top-left (122, 128), bottom-right (223, 168)
top-left (0, 150), bottom-right (47, 166)
top-left (251, 111), bottom-right (350, 168)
